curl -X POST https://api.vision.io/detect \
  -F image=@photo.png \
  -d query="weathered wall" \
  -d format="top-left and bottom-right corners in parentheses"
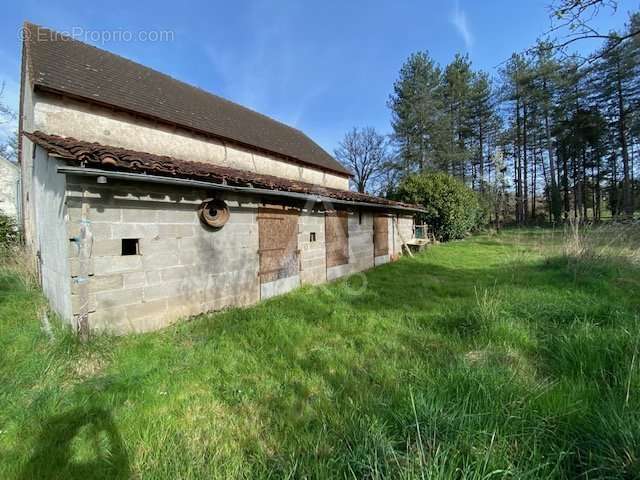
top-left (392, 215), bottom-right (414, 257)
top-left (33, 150), bottom-right (72, 320)
top-left (0, 157), bottom-right (19, 218)
top-left (374, 215), bottom-right (391, 266)
top-left (33, 92), bottom-right (350, 190)
top-left (326, 211), bottom-right (374, 281)
top-left (298, 211), bottom-right (326, 285)
top-left (19, 64), bottom-right (36, 247)
top-left (48, 175), bottom-right (415, 334)
top-left (65, 177), bottom-right (260, 333)
top-left (348, 212), bottom-right (374, 273)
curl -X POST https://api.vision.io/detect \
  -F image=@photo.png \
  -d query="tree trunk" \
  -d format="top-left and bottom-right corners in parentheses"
top-left (515, 96), bottom-right (523, 224)
top-left (523, 102), bottom-right (529, 223)
top-left (532, 140), bottom-right (538, 220)
top-left (479, 118), bottom-right (484, 193)
top-left (543, 78), bottom-right (562, 223)
top-left (595, 156), bottom-right (601, 221)
top-left (563, 152), bottom-right (570, 221)
top-left (582, 149), bottom-right (588, 221)
top-left (611, 152), bottom-right (619, 217)
top-left (573, 155), bottom-right (581, 221)
top-left (617, 72), bottom-right (633, 218)
top-left (540, 142), bottom-right (552, 223)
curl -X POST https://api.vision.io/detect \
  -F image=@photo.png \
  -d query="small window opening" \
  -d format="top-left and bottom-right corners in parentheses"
top-left (358, 211), bottom-right (363, 225)
top-left (310, 232), bottom-right (317, 242)
top-left (121, 238), bottom-right (139, 256)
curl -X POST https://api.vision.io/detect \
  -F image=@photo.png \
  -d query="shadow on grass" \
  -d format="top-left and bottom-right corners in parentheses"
top-left (20, 408), bottom-right (129, 480)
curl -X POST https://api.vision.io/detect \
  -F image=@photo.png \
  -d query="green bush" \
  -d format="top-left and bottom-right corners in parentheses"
top-left (0, 212), bottom-right (20, 248)
top-left (397, 172), bottom-right (487, 241)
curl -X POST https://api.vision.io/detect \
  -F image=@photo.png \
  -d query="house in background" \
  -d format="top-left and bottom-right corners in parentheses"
top-left (19, 22), bottom-right (422, 334)
top-left (0, 155), bottom-right (20, 218)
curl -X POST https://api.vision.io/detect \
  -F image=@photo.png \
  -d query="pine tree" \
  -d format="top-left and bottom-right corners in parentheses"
top-left (388, 52), bottom-right (447, 174)
top-left (532, 41), bottom-right (563, 223)
top-left (592, 21), bottom-right (640, 218)
top-left (442, 54), bottom-right (474, 181)
top-left (470, 71), bottom-right (500, 193)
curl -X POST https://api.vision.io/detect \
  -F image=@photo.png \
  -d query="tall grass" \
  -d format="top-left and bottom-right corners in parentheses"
top-left (0, 244), bottom-right (39, 292)
top-left (1, 228), bottom-right (639, 478)
top-left (553, 220), bottom-right (640, 277)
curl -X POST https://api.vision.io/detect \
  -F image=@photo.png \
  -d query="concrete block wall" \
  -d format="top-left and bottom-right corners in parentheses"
top-left (392, 215), bottom-right (414, 256)
top-left (60, 176), bottom-right (414, 333)
top-left (298, 212), bottom-right (326, 285)
top-left (65, 177), bottom-right (260, 333)
top-left (348, 212), bottom-right (374, 273)
top-left (326, 211), bottom-right (374, 281)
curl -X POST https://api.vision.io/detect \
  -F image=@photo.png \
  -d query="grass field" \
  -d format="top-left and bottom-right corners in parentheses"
top-left (1, 227), bottom-right (639, 479)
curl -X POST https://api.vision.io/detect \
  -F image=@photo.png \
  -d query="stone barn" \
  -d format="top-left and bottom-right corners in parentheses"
top-left (19, 23), bottom-right (422, 334)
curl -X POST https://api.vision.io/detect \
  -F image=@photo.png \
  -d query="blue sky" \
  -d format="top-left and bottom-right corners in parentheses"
top-left (0, 0), bottom-right (636, 154)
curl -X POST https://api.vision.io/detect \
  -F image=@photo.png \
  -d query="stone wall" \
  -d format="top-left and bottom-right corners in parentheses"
top-left (0, 157), bottom-right (19, 218)
top-left (32, 91), bottom-right (350, 190)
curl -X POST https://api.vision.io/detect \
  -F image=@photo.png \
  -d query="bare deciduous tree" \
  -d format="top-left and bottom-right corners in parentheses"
top-left (541, 1), bottom-right (640, 63)
top-left (0, 82), bottom-right (18, 162)
top-left (334, 127), bottom-right (391, 193)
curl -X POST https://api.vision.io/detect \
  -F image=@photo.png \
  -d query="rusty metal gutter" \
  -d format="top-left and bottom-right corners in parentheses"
top-left (56, 165), bottom-right (426, 214)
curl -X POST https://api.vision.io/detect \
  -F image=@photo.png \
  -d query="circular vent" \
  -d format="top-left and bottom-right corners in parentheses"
top-left (198, 199), bottom-right (230, 228)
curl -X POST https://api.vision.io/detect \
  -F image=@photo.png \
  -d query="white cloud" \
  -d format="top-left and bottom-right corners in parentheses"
top-left (450, 2), bottom-right (474, 51)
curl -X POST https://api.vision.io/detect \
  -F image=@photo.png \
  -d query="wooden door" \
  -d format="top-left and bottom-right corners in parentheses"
top-left (258, 208), bottom-right (300, 283)
top-left (325, 211), bottom-right (349, 268)
top-left (373, 214), bottom-right (389, 257)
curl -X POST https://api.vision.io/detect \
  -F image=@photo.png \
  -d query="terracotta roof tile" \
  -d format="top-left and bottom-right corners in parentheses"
top-left (25, 131), bottom-right (423, 212)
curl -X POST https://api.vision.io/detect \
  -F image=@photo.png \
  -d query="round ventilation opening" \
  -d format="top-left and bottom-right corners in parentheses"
top-left (198, 199), bottom-right (230, 228)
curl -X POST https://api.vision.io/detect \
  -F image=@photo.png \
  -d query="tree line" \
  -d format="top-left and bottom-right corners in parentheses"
top-left (336, 7), bottom-right (640, 224)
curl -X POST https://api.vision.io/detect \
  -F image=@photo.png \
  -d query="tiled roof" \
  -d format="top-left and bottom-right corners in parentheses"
top-left (23, 22), bottom-right (351, 176)
top-left (25, 131), bottom-right (423, 212)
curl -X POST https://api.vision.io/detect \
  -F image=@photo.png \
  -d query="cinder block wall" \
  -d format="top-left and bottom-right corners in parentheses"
top-left (61, 176), bottom-right (414, 333)
top-left (326, 212), bottom-right (375, 281)
top-left (392, 215), bottom-right (414, 256)
top-left (348, 212), bottom-right (374, 273)
top-left (65, 177), bottom-right (260, 333)
top-left (298, 212), bottom-right (326, 285)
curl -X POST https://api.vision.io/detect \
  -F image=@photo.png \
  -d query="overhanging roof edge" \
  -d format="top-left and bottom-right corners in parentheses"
top-left (56, 165), bottom-right (426, 214)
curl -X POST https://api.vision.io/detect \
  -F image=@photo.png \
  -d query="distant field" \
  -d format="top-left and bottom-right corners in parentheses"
top-left (1, 227), bottom-right (639, 479)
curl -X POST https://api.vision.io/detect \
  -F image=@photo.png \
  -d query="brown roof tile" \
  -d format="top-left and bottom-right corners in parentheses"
top-left (23, 22), bottom-right (352, 177)
top-left (25, 131), bottom-right (423, 212)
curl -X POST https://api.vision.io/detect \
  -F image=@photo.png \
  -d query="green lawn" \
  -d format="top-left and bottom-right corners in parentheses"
top-left (1, 228), bottom-right (639, 479)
